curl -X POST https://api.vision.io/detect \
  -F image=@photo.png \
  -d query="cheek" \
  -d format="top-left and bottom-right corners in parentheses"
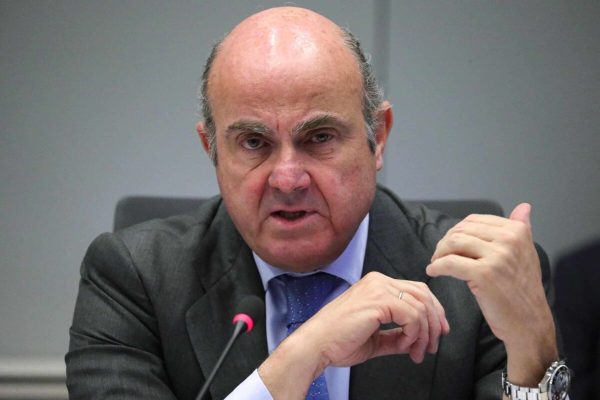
top-left (338, 152), bottom-right (377, 191)
top-left (319, 158), bottom-right (377, 219)
top-left (216, 163), bottom-right (266, 213)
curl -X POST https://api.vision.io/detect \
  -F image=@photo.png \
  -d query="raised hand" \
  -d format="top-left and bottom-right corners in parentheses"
top-left (427, 203), bottom-right (558, 386)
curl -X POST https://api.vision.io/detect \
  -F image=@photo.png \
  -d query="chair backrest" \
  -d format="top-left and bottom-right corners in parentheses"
top-left (114, 196), bottom-right (204, 231)
top-left (114, 196), bottom-right (503, 231)
top-left (405, 199), bottom-right (504, 220)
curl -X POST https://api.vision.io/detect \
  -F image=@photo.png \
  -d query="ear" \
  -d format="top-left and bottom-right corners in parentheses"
top-left (374, 101), bottom-right (393, 171)
top-left (196, 121), bottom-right (211, 155)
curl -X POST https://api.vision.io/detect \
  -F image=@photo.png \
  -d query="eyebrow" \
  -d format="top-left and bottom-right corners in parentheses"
top-left (225, 113), bottom-right (349, 138)
top-left (225, 120), bottom-right (272, 137)
top-left (292, 113), bottom-right (349, 136)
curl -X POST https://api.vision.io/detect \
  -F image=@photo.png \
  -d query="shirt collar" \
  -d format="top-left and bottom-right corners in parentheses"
top-left (253, 214), bottom-right (369, 289)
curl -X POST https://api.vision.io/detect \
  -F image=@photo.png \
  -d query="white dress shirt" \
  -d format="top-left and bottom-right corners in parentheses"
top-left (226, 214), bottom-right (369, 400)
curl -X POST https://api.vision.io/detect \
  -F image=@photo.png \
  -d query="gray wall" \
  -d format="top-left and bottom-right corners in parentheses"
top-left (1, 1), bottom-right (599, 359)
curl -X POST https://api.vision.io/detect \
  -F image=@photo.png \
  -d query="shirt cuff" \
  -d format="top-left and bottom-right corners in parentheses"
top-left (225, 369), bottom-right (273, 400)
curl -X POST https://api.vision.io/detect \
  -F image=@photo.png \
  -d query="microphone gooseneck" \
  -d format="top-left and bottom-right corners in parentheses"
top-left (195, 295), bottom-right (265, 400)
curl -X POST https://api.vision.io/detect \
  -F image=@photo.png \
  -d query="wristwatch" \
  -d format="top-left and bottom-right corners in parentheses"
top-left (502, 360), bottom-right (571, 400)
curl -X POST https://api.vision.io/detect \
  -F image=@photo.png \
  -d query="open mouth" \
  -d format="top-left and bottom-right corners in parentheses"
top-left (273, 210), bottom-right (308, 221)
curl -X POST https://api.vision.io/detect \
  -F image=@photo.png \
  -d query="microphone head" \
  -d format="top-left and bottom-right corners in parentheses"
top-left (232, 295), bottom-right (265, 333)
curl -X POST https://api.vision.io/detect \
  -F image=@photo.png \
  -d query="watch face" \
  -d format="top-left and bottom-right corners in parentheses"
top-left (549, 365), bottom-right (571, 400)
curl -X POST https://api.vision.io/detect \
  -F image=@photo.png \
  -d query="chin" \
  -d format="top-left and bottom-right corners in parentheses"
top-left (270, 259), bottom-right (330, 273)
top-left (260, 242), bottom-right (343, 272)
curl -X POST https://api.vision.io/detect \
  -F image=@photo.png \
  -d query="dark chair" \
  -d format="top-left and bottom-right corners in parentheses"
top-left (114, 196), bottom-right (503, 231)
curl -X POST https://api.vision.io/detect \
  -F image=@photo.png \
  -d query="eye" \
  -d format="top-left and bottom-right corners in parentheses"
top-left (241, 136), bottom-right (267, 150)
top-left (308, 132), bottom-right (333, 144)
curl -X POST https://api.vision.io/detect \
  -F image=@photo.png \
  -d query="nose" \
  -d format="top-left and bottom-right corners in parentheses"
top-left (268, 148), bottom-right (310, 194)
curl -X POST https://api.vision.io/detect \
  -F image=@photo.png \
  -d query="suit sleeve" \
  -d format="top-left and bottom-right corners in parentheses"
top-left (66, 232), bottom-right (178, 399)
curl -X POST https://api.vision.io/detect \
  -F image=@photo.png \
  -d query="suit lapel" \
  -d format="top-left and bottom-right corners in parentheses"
top-left (350, 189), bottom-right (438, 399)
top-left (185, 206), bottom-right (268, 399)
top-left (362, 188), bottom-right (432, 282)
top-left (184, 189), bottom-right (445, 399)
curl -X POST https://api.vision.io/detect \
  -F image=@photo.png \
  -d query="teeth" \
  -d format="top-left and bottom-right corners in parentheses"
top-left (278, 211), bottom-right (306, 220)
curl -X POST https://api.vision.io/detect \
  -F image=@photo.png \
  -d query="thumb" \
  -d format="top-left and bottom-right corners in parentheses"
top-left (509, 202), bottom-right (532, 228)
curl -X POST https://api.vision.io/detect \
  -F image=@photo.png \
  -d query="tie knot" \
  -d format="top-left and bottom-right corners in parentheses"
top-left (278, 272), bottom-right (340, 333)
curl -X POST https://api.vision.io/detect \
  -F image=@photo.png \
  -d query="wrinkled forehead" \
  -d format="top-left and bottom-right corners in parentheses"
top-left (207, 9), bottom-right (363, 106)
top-left (223, 7), bottom-right (350, 58)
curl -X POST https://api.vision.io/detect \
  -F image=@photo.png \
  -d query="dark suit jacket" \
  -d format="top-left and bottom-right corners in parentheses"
top-left (66, 186), bottom-right (554, 399)
top-left (554, 239), bottom-right (600, 400)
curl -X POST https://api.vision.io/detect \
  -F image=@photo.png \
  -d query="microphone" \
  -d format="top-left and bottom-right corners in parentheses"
top-left (195, 295), bottom-right (265, 400)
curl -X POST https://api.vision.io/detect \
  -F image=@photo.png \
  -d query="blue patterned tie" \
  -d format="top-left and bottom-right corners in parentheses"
top-left (279, 272), bottom-right (340, 400)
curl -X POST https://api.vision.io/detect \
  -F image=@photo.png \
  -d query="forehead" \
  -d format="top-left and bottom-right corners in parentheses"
top-left (207, 22), bottom-right (364, 124)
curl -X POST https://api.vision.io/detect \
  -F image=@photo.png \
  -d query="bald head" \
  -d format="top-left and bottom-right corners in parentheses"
top-left (199, 7), bottom-right (383, 163)
top-left (224, 7), bottom-right (347, 57)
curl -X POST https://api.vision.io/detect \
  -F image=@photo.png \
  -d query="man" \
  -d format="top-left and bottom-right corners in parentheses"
top-left (67, 6), bottom-right (565, 400)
